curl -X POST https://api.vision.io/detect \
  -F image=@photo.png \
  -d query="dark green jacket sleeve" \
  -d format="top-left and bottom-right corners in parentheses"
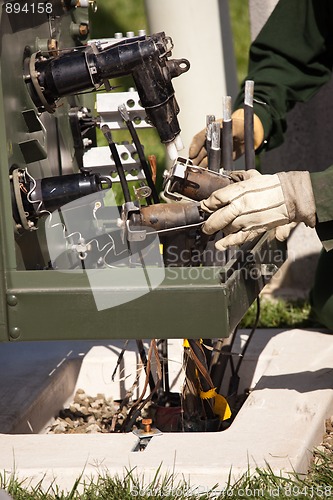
top-left (234, 0), bottom-right (333, 150)
top-left (311, 167), bottom-right (333, 250)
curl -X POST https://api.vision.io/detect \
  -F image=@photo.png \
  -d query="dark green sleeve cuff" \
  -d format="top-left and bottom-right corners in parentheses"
top-left (310, 166), bottom-right (333, 223)
top-left (310, 166), bottom-right (333, 250)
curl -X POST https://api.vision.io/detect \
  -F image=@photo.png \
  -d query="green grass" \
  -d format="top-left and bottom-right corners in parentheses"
top-left (240, 298), bottom-right (313, 329)
top-left (2, 453), bottom-right (333, 499)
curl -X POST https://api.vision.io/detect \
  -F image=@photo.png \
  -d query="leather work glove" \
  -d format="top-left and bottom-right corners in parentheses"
top-left (189, 109), bottom-right (265, 168)
top-left (201, 170), bottom-right (316, 250)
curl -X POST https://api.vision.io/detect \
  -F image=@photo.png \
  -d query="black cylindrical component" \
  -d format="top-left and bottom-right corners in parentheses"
top-left (132, 64), bottom-right (181, 144)
top-left (208, 148), bottom-right (220, 173)
top-left (30, 173), bottom-right (101, 213)
top-left (222, 120), bottom-right (233, 170)
top-left (34, 50), bottom-right (93, 106)
top-left (95, 35), bottom-right (153, 79)
top-left (244, 105), bottom-right (255, 170)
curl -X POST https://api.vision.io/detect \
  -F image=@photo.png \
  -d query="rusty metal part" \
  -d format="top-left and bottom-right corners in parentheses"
top-left (79, 23), bottom-right (89, 37)
top-left (131, 202), bottom-right (204, 232)
top-left (47, 39), bottom-right (59, 57)
top-left (142, 418), bottom-right (152, 433)
top-left (148, 155), bottom-right (157, 184)
top-left (167, 165), bottom-right (233, 202)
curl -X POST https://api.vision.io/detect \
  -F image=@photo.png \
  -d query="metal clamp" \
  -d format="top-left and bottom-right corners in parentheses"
top-left (120, 201), bottom-right (146, 242)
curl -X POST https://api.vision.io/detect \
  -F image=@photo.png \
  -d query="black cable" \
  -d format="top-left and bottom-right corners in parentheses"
top-left (118, 104), bottom-right (160, 204)
top-left (235, 296), bottom-right (261, 375)
top-left (101, 124), bottom-right (131, 203)
top-left (227, 297), bottom-right (261, 397)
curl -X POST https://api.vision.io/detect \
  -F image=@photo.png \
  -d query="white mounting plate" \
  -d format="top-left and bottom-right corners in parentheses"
top-left (97, 91), bottom-right (151, 130)
top-left (83, 144), bottom-right (145, 182)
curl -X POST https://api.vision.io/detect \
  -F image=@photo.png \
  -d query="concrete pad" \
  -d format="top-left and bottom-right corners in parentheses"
top-left (0, 329), bottom-right (333, 493)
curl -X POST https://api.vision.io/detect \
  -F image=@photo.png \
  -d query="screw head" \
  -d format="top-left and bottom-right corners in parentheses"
top-left (10, 327), bottom-right (21, 340)
top-left (142, 418), bottom-right (152, 432)
top-left (7, 295), bottom-right (18, 306)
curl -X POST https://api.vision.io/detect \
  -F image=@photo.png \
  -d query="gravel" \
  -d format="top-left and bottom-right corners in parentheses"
top-left (313, 416), bottom-right (333, 466)
top-left (46, 389), bottom-right (128, 434)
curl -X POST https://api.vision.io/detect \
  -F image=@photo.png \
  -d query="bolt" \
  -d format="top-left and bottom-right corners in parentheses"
top-left (83, 137), bottom-right (92, 147)
top-left (47, 39), bottom-right (58, 57)
top-left (142, 418), bottom-right (152, 433)
top-left (7, 295), bottom-right (18, 307)
top-left (10, 327), bottom-right (21, 340)
top-left (79, 23), bottom-right (89, 37)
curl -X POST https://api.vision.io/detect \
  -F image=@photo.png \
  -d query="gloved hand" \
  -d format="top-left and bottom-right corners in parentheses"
top-left (274, 221), bottom-right (298, 241)
top-left (201, 170), bottom-right (316, 250)
top-left (189, 109), bottom-right (265, 168)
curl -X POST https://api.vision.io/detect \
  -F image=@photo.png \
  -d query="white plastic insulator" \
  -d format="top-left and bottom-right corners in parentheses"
top-left (83, 138), bottom-right (92, 147)
top-left (126, 31), bottom-right (135, 38)
top-left (114, 33), bottom-right (123, 39)
top-left (174, 134), bottom-right (184, 151)
top-left (166, 141), bottom-right (178, 161)
top-left (78, 0), bottom-right (89, 6)
top-left (138, 30), bottom-right (146, 36)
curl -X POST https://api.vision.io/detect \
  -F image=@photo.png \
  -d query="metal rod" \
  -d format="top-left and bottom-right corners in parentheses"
top-left (148, 155), bottom-right (157, 184)
top-left (244, 80), bottom-right (255, 170)
top-left (222, 96), bottom-right (233, 171)
top-left (208, 121), bottom-right (221, 172)
top-left (209, 331), bottom-right (237, 394)
top-left (118, 104), bottom-right (160, 204)
top-left (205, 114), bottom-right (215, 158)
top-left (101, 124), bottom-right (131, 203)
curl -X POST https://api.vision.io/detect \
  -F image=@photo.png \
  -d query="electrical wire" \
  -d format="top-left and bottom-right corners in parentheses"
top-left (227, 296), bottom-right (261, 398)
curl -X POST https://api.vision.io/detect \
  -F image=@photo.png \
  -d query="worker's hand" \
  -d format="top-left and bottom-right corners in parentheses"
top-left (274, 222), bottom-right (298, 241)
top-left (189, 109), bottom-right (265, 168)
top-left (201, 170), bottom-right (316, 250)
